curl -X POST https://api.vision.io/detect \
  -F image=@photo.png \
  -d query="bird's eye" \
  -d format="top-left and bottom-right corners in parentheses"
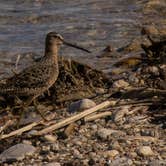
top-left (55, 34), bottom-right (63, 40)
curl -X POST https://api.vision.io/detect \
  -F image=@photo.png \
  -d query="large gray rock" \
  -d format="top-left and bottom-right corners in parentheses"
top-left (68, 99), bottom-right (96, 113)
top-left (0, 143), bottom-right (36, 163)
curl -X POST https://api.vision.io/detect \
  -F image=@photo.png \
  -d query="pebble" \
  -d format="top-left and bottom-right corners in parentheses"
top-left (0, 143), bottom-right (36, 163)
top-left (145, 66), bottom-right (160, 76)
top-left (22, 140), bottom-right (32, 145)
top-left (128, 75), bottom-right (139, 84)
top-left (110, 141), bottom-right (123, 151)
top-left (97, 128), bottom-right (125, 140)
top-left (19, 107), bottom-right (41, 125)
top-left (110, 68), bottom-right (127, 75)
top-left (112, 79), bottom-right (129, 88)
top-left (141, 129), bottom-right (159, 137)
top-left (50, 143), bottom-right (60, 152)
top-left (104, 150), bottom-right (119, 158)
top-left (27, 130), bottom-right (38, 137)
top-left (45, 162), bottom-right (61, 166)
top-left (64, 123), bottom-right (77, 137)
top-left (95, 87), bottom-right (105, 94)
top-left (110, 157), bottom-right (133, 166)
top-left (130, 152), bottom-right (137, 158)
top-left (112, 107), bottom-right (129, 124)
top-left (43, 134), bottom-right (57, 143)
top-left (149, 160), bottom-right (166, 166)
top-left (68, 98), bottom-right (96, 113)
top-left (137, 146), bottom-right (154, 157)
top-left (73, 149), bottom-right (83, 159)
top-left (91, 124), bottom-right (98, 130)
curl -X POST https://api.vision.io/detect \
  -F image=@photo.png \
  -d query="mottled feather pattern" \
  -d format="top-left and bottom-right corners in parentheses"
top-left (0, 60), bottom-right (58, 96)
top-left (0, 33), bottom-right (61, 97)
top-left (0, 32), bottom-right (83, 102)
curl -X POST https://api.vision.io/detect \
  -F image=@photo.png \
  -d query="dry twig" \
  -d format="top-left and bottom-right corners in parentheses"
top-left (0, 122), bottom-right (41, 140)
top-left (84, 111), bottom-right (112, 122)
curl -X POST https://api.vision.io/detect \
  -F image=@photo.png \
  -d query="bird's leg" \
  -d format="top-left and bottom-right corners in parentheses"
top-left (15, 96), bottom-right (35, 127)
top-left (16, 95), bottom-right (48, 123)
top-left (13, 96), bottom-right (33, 112)
top-left (14, 96), bottom-right (22, 105)
top-left (24, 96), bottom-right (36, 107)
top-left (33, 99), bottom-right (48, 121)
top-left (27, 96), bottom-right (49, 121)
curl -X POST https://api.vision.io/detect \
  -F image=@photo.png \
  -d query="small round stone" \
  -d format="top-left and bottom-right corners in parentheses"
top-left (104, 150), bottom-right (119, 158)
top-left (97, 128), bottom-right (125, 140)
top-left (68, 99), bottom-right (96, 113)
top-left (137, 146), bottom-right (154, 157)
top-left (44, 134), bottom-right (57, 143)
top-left (45, 162), bottom-right (61, 166)
top-left (112, 79), bottom-right (129, 88)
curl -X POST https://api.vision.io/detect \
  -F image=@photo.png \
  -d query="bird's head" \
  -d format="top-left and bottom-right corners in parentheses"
top-left (46, 32), bottom-right (64, 46)
top-left (46, 32), bottom-right (91, 53)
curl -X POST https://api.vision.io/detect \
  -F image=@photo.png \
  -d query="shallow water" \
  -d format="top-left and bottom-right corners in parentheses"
top-left (0, 0), bottom-right (165, 78)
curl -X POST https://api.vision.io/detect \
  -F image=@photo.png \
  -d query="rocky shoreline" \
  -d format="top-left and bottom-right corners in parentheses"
top-left (0, 0), bottom-right (166, 165)
top-left (0, 30), bottom-right (165, 165)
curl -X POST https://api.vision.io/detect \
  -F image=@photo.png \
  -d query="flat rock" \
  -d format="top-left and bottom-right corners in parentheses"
top-left (137, 146), bottom-right (154, 157)
top-left (68, 98), bottom-right (96, 113)
top-left (0, 143), bottom-right (36, 163)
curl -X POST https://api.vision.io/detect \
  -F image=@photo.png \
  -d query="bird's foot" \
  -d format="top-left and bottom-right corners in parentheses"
top-left (33, 102), bottom-right (49, 121)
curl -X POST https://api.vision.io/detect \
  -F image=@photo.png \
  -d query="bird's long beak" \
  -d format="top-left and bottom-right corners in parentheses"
top-left (63, 40), bottom-right (91, 53)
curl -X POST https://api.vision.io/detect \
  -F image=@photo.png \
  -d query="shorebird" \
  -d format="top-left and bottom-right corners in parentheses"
top-left (0, 32), bottom-right (90, 119)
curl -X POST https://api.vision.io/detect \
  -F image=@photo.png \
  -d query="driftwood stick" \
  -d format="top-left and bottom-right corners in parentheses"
top-left (36, 100), bottom-right (116, 135)
top-left (84, 111), bottom-right (112, 122)
top-left (0, 122), bottom-right (40, 140)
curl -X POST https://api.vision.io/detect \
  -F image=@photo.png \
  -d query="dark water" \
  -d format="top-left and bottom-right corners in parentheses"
top-left (0, 0), bottom-right (165, 78)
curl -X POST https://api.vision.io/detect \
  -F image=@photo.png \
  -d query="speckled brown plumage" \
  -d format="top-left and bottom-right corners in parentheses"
top-left (0, 32), bottom-right (61, 100)
top-left (0, 32), bottom-right (90, 107)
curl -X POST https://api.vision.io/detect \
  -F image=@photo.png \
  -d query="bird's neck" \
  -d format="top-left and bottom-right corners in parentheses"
top-left (44, 44), bottom-right (59, 63)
